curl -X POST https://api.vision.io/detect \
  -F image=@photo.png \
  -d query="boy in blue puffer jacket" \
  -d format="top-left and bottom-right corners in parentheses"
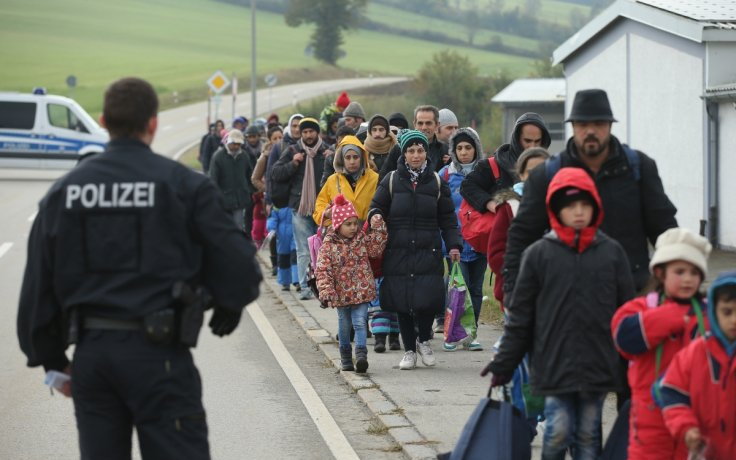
top-left (266, 207), bottom-right (298, 291)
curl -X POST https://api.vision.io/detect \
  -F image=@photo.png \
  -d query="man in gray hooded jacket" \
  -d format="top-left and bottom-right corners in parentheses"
top-left (459, 112), bottom-right (550, 214)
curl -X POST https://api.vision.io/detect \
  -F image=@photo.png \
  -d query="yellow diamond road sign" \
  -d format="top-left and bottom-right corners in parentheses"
top-left (207, 70), bottom-right (230, 94)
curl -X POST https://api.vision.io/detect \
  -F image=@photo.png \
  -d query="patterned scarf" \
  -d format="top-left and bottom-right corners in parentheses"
top-left (297, 137), bottom-right (323, 216)
top-left (404, 158), bottom-right (428, 184)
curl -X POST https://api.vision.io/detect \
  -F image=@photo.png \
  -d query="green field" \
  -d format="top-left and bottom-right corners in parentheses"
top-left (363, 2), bottom-right (542, 52)
top-left (457, 0), bottom-right (592, 25)
top-left (0, 0), bottom-right (533, 115)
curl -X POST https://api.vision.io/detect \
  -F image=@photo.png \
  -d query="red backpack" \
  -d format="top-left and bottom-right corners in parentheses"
top-left (458, 157), bottom-right (501, 254)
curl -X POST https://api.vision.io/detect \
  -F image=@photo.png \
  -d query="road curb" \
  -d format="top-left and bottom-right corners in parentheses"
top-left (256, 253), bottom-right (438, 460)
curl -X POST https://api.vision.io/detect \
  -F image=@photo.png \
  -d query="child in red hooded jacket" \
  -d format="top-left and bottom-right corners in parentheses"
top-left (659, 271), bottom-right (736, 459)
top-left (484, 167), bottom-right (635, 459)
top-left (315, 194), bottom-right (387, 374)
top-left (611, 227), bottom-right (711, 460)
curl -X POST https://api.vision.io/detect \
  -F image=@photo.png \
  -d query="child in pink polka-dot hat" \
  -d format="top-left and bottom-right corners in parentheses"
top-left (315, 194), bottom-right (387, 373)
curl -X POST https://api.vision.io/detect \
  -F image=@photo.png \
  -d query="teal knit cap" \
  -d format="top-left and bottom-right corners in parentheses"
top-left (398, 129), bottom-right (428, 154)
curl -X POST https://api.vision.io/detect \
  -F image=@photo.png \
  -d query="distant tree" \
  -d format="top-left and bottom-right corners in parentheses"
top-left (530, 43), bottom-right (563, 78)
top-left (465, 0), bottom-right (480, 45)
top-left (284, 0), bottom-right (367, 65)
top-left (524, 0), bottom-right (541, 17)
top-left (415, 50), bottom-right (487, 124)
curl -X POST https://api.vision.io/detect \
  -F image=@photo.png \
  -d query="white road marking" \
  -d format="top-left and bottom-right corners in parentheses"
top-left (160, 125), bottom-right (173, 131)
top-left (28, 211), bottom-right (37, 222)
top-left (0, 242), bottom-right (13, 259)
top-left (247, 302), bottom-right (360, 460)
top-left (186, 116), bottom-right (199, 123)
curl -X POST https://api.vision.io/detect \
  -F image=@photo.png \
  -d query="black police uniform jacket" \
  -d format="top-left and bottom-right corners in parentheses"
top-left (490, 167), bottom-right (635, 395)
top-left (369, 158), bottom-right (462, 314)
top-left (17, 138), bottom-right (262, 371)
top-left (503, 135), bottom-right (677, 293)
top-left (271, 139), bottom-right (329, 211)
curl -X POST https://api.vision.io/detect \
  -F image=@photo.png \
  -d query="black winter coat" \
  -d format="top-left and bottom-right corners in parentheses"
top-left (490, 231), bottom-right (635, 395)
top-left (265, 133), bottom-right (298, 204)
top-left (208, 147), bottom-right (254, 211)
top-left (370, 159), bottom-right (462, 314)
top-left (271, 140), bottom-right (329, 210)
top-left (503, 135), bottom-right (677, 293)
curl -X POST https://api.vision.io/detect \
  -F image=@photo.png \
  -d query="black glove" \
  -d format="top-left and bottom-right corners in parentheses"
top-left (208, 307), bottom-right (242, 337)
top-left (480, 362), bottom-right (512, 387)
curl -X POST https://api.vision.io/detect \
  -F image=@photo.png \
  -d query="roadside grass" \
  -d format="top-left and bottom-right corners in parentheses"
top-left (1, 0), bottom-right (532, 116)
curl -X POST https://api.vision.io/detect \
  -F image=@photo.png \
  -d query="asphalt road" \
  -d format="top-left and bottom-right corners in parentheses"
top-left (0, 78), bottom-right (407, 460)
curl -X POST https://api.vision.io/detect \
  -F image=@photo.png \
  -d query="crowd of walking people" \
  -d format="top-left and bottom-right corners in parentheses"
top-left (199, 89), bottom-right (735, 459)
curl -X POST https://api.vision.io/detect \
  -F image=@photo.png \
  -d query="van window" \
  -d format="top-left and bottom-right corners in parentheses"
top-left (48, 103), bottom-right (89, 133)
top-left (0, 101), bottom-right (36, 129)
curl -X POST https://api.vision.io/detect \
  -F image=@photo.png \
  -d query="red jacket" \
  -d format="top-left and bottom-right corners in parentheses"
top-left (660, 336), bottom-right (736, 459)
top-left (487, 190), bottom-right (519, 308)
top-left (315, 224), bottom-right (387, 308)
top-left (611, 294), bottom-right (708, 459)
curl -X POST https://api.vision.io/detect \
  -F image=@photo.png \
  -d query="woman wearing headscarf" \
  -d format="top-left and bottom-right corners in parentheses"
top-left (369, 130), bottom-right (462, 370)
top-left (438, 128), bottom-right (487, 351)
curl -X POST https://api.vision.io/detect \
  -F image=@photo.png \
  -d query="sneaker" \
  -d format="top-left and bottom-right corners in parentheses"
top-left (280, 285), bottom-right (290, 292)
top-left (442, 342), bottom-right (458, 352)
top-left (416, 340), bottom-right (436, 367)
top-left (293, 283), bottom-right (302, 292)
top-left (465, 340), bottom-right (483, 351)
top-left (399, 351), bottom-right (417, 370)
top-left (298, 289), bottom-right (313, 300)
top-left (433, 322), bottom-right (445, 333)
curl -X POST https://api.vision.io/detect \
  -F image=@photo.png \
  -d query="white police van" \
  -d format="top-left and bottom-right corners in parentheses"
top-left (0, 89), bottom-right (108, 168)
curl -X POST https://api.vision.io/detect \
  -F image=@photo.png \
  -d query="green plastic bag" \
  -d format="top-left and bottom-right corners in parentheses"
top-left (445, 262), bottom-right (477, 343)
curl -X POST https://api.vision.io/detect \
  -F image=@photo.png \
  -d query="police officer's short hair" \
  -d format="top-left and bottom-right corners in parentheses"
top-left (103, 77), bottom-right (159, 139)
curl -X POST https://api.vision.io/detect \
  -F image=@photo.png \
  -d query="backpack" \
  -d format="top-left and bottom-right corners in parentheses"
top-left (458, 157), bottom-right (502, 254)
top-left (545, 144), bottom-right (641, 181)
top-left (269, 145), bottom-right (296, 209)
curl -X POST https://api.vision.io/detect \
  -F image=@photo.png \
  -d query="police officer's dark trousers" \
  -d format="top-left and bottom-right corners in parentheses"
top-left (72, 330), bottom-right (210, 460)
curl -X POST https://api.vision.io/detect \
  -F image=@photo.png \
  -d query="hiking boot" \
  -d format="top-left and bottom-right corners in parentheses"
top-left (339, 346), bottom-right (354, 372)
top-left (388, 333), bottom-right (401, 350)
top-left (280, 284), bottom-right (290, 292)
top-left (399, 351), bottom-right (417, 370)
top-left (374, 334), bottom-right (387, 353)
top-left (416, 340), bottom-right (436, 367)
top-left (442, 342), bottom-right (458, 352)
top-left (355, 346), bottom-right (369, 373)
top-left (465, 339), bottom-right (483, 351)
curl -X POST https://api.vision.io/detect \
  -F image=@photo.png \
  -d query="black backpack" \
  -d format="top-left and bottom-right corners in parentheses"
top-left (269, 146), bottom-right (295, 209)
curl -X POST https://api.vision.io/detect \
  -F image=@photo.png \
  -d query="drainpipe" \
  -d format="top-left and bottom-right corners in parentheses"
top-left (704, 100), bottom-right (719, 245)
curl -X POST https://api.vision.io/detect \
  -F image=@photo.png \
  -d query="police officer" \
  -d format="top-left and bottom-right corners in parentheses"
top-left (17, 77), bottom-right (262, 460)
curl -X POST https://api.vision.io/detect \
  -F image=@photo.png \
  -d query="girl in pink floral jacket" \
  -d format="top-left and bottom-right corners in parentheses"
top-left (316, 194), bottom-right (387, 373)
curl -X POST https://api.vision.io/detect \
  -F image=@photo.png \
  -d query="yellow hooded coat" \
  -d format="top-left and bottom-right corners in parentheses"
top-left (313, 135), bottom-right (379, 226)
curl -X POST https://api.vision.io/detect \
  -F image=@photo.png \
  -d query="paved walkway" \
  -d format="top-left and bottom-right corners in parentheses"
top-left (257, 248), bottom-right (736, 460)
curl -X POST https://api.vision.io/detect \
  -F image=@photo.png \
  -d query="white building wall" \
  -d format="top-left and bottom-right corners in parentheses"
top-left (628, 31), bottom-right (705, 235)
top-left (562, 19), bottom-right (707, 236)
top-left (719, 101), bottom-right (736, 248)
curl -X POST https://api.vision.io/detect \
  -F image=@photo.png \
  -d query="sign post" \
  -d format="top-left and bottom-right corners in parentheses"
top-left (207, 70), bottom-right (230, 121)
top-left (264, 73), bottom-right (277, 112)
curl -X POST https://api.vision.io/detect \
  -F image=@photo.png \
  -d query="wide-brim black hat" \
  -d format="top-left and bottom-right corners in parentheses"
top-left (565, 89), bottom-right (617, 122)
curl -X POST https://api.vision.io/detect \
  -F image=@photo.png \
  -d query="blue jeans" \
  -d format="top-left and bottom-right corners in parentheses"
top-left (443, 257), bottom-right (487, 325)
top-left (337, 303), bottom-right (369, 349)
top-left (291, 210), bottom-right (317, 289)
top-left (542, 392), bottom-right (606, 460)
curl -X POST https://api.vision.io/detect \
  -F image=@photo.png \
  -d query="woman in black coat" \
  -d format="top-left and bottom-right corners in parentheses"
top-left (369, 130), bottom-right (462, 370)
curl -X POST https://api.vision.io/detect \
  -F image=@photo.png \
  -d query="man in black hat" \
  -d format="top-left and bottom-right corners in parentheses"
top-left (503, 89), bottom-right (677, 297)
